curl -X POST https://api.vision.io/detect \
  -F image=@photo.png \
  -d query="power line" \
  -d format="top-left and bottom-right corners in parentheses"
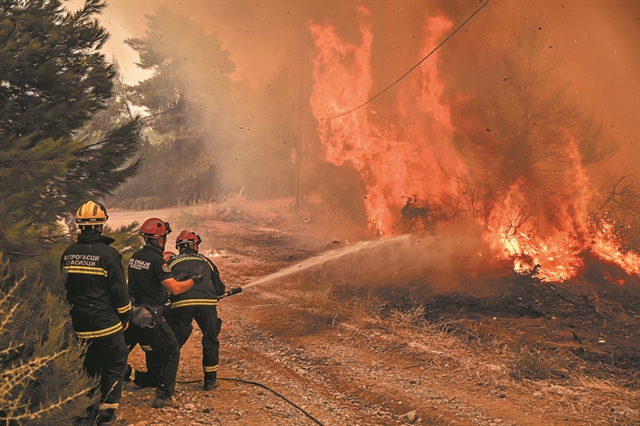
top-left (321, 0), bottom-right (492, 121)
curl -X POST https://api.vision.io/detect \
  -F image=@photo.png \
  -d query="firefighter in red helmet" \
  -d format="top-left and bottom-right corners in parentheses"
top-left (163, 251), bottom-right (176, 263)
top-left (165, 230), bottom-right (227, 390)
top-left (61, 201), bottom-right (130, 425)
top-left (124, 218), bottom-right (196, 408)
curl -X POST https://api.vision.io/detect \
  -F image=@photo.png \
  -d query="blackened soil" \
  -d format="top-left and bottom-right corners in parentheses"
top-left (331, 273), bottom-right (640, 376)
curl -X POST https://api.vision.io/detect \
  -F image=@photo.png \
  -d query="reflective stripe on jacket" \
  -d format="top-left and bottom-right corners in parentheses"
top-left (61, 232), bottom-right (131, 339)
top-left (169, 249), bottom-right (226, 307)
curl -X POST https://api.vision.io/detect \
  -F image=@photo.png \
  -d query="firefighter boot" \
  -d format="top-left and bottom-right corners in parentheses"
top-left (94, 409), bottom-right (127, 425)
top-left (151, 395), bottom-right (179, 409)
top-left (72, 403), bottom-right (97, 425)
top-left (203, 373), bottom-right (219, 390)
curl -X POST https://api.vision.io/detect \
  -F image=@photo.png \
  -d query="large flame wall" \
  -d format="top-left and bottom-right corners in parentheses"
top-left (76, 1), bottom-right (639, 281)
top-left (309, 13), bottom-right (467, 236)
top-left (307, 6), bottom-right (640, 282)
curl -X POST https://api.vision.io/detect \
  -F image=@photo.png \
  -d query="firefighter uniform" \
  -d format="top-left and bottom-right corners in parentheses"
top-left (61, 231), bottom-right (131, 420)
top-left (165, 248), bottom-right (226, 388)
top-left (125, 243), bottom-right (180, 400)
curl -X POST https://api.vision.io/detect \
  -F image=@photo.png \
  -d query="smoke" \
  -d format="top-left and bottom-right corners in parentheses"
top-left (300, 221), bottom-right (500, 297)
top-left (442, 2), bottom-right (638, 182)
top-left (83, 1), bottom-right (637, 226)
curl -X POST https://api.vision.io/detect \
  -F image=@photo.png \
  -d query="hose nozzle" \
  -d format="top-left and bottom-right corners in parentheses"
top-left (220, 287), bottom-right (242, 299)
top-left (227, 287), bottom-right (242, 296)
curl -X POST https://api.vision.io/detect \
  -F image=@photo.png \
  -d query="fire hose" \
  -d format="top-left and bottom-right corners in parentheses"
top-left (178, 286), bottom-right (325, 424)
top-left (177, 376), bottom-right (324, 426)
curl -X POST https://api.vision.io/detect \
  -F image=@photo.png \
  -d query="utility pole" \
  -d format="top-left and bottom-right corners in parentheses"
top-left (293, 101), bottom-right (301, 207)
top-left (293, 44), bottom-right (304, 208)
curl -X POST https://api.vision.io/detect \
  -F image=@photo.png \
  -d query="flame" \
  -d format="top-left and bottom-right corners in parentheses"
top-left (308, 9), bottom-right (640, 282)
top-left (483, 134), bottom-right (640, 281)
top-left (482, 135), bottom-right (588, 281)
top-left (308, 14), bottom-right (466, 236)
top-left (592, 223), bottom-right (640, 277)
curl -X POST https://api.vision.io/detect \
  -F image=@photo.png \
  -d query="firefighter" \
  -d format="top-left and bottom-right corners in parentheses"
top-left (163, 251), bottom-right (176, 263)
top-left (125, 218), bottom-right (196, 408)
top-left (61, 201), bottom-right (130, 426)
top-left (165, 230), bottom-right (226, 390)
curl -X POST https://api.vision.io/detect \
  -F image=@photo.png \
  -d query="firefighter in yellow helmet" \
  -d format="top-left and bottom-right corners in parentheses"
top-left (61, 201), bottom-right (131, 425)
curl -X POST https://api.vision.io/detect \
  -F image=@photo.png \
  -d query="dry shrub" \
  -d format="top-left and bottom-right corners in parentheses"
top-left (0, 264), bottom-right (95, 425)
top-left (509, 346), bottom-right (574, 381)
top-left (117, 196), bottom-right (161, 211)
top-left (264, 274), bottom-right (640, 423)
top-left (509, 346), bottom-right (552, 380)
top-left (168, 200), bottom-right (228, 231)
top-left (388, 302), bottom-right (429, 329)
top-left (291, 278), bottom-right (386, 326)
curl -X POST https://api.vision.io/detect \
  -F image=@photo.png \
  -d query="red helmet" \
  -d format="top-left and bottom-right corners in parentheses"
top-left (163, 251), bottom-right (176, 262)
top-left (176, 230), bottom-right (201, 249)
top-left (140, 218), bottom-right (172, 239)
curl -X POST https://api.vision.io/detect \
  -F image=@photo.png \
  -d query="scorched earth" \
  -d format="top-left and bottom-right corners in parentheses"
top-left (110, 201), bottom-right (640, 426)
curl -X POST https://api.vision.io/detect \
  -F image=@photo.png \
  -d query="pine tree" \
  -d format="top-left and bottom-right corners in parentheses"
top-left (0, 1), bottom-right (141, 423)
top-left (116, 7), bottom-right (298, 204)
top-left (113, 7), bottom-right (235, 204)
top-left (448, 18), bottom-right (615, 222)
top-left (0, 0), bottom-right (141, 266)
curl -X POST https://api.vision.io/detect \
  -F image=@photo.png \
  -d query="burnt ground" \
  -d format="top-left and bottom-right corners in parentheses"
top-left (414, 279), bottom-right (640, 372)
top-left (348, 272), bottom-right (640, 372)
top-left (110, 205), bottom-right (640, 426)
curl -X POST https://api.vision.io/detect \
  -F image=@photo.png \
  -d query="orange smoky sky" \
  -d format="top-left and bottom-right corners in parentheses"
top-left (64, 0), bottom-right (639, 182)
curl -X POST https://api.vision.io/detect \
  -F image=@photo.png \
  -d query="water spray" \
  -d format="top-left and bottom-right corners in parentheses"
top-left (220, 234), bottom-right (413, 297)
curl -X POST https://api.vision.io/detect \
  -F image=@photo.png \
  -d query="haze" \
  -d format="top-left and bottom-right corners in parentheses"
top-left (65, 0), bottom-right (639, 201)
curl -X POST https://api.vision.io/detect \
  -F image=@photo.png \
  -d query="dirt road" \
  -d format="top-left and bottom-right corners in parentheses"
top-left (112, 206), bottom-right (640, 426)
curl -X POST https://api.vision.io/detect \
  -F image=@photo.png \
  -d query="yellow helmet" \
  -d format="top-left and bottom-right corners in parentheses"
top-left (75, 201), bottom-right (108, 226)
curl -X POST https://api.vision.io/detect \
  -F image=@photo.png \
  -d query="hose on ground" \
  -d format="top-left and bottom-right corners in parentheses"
top-left (177, 377), bottom-right (324, 426)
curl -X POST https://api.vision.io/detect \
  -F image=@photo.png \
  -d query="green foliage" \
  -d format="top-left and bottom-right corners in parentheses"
top-left (0, 0), bottom-right (141, 268)
top-left (104, 222), bottom-right (143, 268)
top-left (115, 196), bottom-right (161, 211)
top-left (112, 7), bottom-right (299, 205)
top-left (112, 7), bottom-right (233, 204)
top-left (65, 118), bottom-right (142, 201)
top-left (0, 1), bottom-right (142, 423)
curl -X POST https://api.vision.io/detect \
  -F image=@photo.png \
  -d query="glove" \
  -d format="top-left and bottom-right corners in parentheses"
top-left (173, 265), bottom-right (204, 283)
top-left (191, 265), bottom-right (204, 284)
top-left (173, 269), bottom-right (194, 281)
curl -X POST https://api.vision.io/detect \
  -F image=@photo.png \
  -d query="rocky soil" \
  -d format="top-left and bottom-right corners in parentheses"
top-left (110, 207), bottom-right (640, 426)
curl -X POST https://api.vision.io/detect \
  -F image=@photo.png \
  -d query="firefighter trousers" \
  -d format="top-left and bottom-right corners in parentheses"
top-left (165, 305), bottom-right (222, 380)
top-left (123, 313), bottom-right (180, 399)
top-left (82, 331), bottom-right (128, 410)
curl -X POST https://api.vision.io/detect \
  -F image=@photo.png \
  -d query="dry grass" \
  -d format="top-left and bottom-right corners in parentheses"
top-left (168, 197), bottom-right (295, 231)
top-left (508, 346), bottom-right (557, 380)
top-left (168, 199), bottom-right (231, 230)
top-left (188, 198), bottom-right (639, 424)
top-left (0, 274), bottom-right (93, 425)
top-left (284, 279), bottom-right (640, 424)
